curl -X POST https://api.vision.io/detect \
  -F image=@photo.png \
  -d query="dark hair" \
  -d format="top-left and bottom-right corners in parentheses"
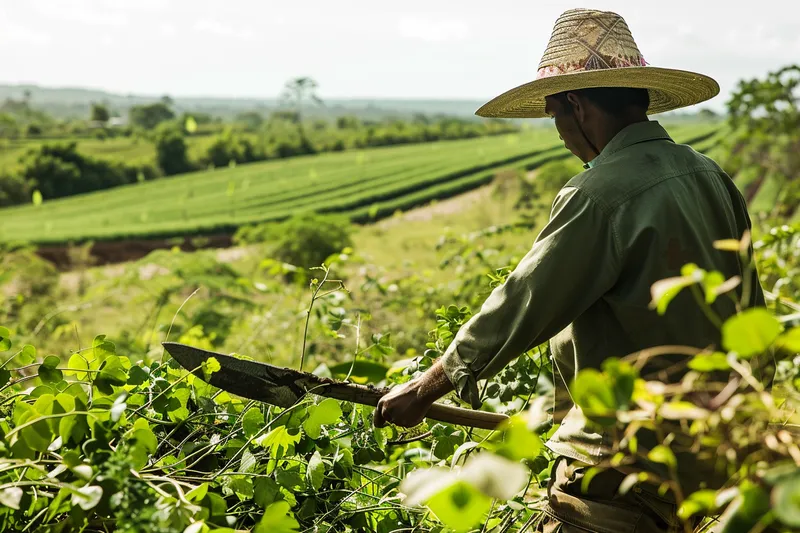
top-left (554, 87), bottom-right (650, 115)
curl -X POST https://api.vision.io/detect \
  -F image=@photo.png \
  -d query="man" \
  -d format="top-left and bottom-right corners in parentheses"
top-left (373, 8), bottom-right (765, 533)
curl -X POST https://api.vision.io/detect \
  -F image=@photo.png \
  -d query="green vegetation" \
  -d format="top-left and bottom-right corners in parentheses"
top-left (1, 65), bottom-right (797, 533)
top-left (0, 124), bottom-right (717, 245)
top-left (0, 214), bottom-right (797, 532)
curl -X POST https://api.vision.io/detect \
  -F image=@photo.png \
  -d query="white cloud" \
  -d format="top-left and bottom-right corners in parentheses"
top-left (397, 17), bottom-right (470, 43)
top-left (0, 9), bottom-right (51, 46)
top-left (31, 0), bottom-right (127, 26)
top-left (193, 19), bottom-right (256, 42)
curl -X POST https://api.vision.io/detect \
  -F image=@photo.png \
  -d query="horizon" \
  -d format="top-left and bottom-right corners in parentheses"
top-left (2, 0), bottom-right (799, 112)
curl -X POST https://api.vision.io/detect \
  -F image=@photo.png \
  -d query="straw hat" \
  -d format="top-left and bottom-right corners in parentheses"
top-left (476, 9), bottom-right (719, 118)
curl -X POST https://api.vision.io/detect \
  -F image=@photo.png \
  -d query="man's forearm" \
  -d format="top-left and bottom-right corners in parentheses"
top-left (414, 359), bottom-right (454, 403)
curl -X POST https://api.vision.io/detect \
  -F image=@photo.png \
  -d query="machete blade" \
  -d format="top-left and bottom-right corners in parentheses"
top-left (162, 342), bottom-right (306, 408)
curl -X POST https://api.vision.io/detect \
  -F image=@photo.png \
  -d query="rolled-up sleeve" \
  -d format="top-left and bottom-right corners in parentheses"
top-left (440, 186), bottom-right (622, 408)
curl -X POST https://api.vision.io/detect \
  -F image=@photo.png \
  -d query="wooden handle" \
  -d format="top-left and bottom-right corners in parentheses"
top-left (426, 403), bottom-right (508, 430)
top-left (308, 381), bottom-right (508, 430)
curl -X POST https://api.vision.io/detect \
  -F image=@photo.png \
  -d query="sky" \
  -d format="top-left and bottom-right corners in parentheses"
top-left (1, 0), bottom-right (798, 111)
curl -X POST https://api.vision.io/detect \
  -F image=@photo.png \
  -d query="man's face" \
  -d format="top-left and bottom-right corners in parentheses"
top-left (544, 94), bottom-right (591, 163)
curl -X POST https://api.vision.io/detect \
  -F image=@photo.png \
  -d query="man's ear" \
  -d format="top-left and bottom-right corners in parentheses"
top-left (566, 92), bottom-right (587, 122)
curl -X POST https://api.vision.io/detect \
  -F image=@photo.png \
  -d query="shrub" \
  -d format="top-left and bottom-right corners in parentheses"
top-left (535, 158), bottom-right (585, 192)
top-left (234, 213), bottom-right (353, 269)
top-left (154, 124), bottom-right (192, 176)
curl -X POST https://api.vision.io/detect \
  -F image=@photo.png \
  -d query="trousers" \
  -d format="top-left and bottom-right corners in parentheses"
top-left (536, 457), bottom-right (690, 533)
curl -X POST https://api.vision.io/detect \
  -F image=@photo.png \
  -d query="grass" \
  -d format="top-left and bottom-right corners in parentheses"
top-left (0, 123), bottom-right (719, 245)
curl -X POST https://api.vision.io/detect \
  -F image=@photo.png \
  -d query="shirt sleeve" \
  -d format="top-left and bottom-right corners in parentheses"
top-left (440, 186), bottom-right (622, 409)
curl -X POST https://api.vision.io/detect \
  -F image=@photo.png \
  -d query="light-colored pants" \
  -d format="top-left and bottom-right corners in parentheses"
top-left (537, 457), bottom-right (688, 533)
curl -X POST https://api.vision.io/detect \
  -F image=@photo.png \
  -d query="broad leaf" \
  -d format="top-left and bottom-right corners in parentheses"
top-left (427, 481), bottom-right (492, 533)
top-left (255, 501), bottom-right (300, 533)
top-left (0, 326), bottom-right (11, 351)
top-left (303, 399), bottom-right (342, 439)
top-left (772, 472), bottom-right (800, 528)
top-left (307, 450), bottom-right (325, 491)
top-left (688, 352), bottom-right (730, 372)
top-left (722, 308), bottom-right (781, 358)
top-left (38, 355), bottom-right (63, 384)
top-left (242, 407), bottom-right (265, 438)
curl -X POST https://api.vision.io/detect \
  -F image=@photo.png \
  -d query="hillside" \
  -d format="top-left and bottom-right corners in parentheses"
top-left (0, 83), bottom-right (722, 122)
top-left (0, 84), bottom-right (492, 121)
top-left (0, 123), bottom-right (721, 247)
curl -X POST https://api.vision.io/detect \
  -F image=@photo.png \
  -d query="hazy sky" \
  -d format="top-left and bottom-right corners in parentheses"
top-left (1, 0), bottom-right (798, 110)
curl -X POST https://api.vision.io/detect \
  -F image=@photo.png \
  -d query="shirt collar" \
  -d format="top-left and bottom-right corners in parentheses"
top-left (582, 120), bottom-right (673, 170)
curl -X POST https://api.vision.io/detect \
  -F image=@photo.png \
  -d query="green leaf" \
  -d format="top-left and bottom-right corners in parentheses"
top-left (328, 360), bottom-right (389, 384)
top-left (95, 355), bottom-right (129, 394)
top-left (242, 407), bottom-right (265, 438)
top-left (186, 483), bottom-right (209, 503)
top-left (722, 308), bottom-right (782, 358)
top-left (775, 327), bottom-right (800, 353)
top-left (678, 490), bottom-right (718, 520)
top-left (254, 477), bottom-right (280, 509)
top-left (32, 189), bottom-right (43, 206)
top-left (229, 476), bottom-right (254, 501)
top-left (38, 355), bottom-right (63, 384)
top-left (772, 472), bottom-right (800, 528)
top-left (688, 352), bottom-right (731, 372)
top-left (427, 481), bottom-right (492, 533)
top-left (166, 385), bottom-right (191, 422)
top-left (0, 487), bottom-right (23, 510)
top-left (650, 275), bottom-right (695, 315)
top-left (0, 326), bottom-right (11, 351)
top-left (67, 353), bottom-right (90, 380)
top-left (307, 451), bottom-right (325, 491)
top-left (491, 414), bottom-right (542, 461)
top-left (255, 501), bottom-right (300, 533)
top-left (256, 426), bottom-right (300, 458)
top-left (21, 344), bottom-right (36, 362)
top-left (92, 335), bottom-right (116, 361)
top-left (239, 447), bottom-right (257, 474)
top-left (0, 368), bottom-right (9, 387)
top-left (647, 445), bottom-right (677, 470)
top-left (658, 401), bottom-right (710, 420)
top-left (571, 369), bottom-right (617, 425)
top-left (202, 357), bottom-right (221, 380)
top-left (303, 399), bottom-right (342, 439)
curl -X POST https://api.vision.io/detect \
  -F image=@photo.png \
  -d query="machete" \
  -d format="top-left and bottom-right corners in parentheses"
top-left (162, 342), bottom-right (508, 430)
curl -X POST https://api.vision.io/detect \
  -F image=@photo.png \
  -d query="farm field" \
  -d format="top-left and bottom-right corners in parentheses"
top-left (0, 122), bottom-right (719, 245)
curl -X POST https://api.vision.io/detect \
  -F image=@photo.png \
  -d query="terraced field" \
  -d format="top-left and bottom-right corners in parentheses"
top-left (0, 123), bottom-right (719, 245)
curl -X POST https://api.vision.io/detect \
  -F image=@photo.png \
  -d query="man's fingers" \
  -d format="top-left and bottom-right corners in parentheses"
top-left (373, 400), bottom-right (386, 428)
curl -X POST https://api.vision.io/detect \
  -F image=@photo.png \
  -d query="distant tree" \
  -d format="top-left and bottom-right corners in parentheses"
top-left (160, 95), bottom-right (174, 107)
top-left (698, 108), bottom-right (718, 120)
top-left (336, 115), bottom-right (360, 129)
top-left (280, 77), bottom-right (323, 150)
top-left (235, 111), bottom-right (264, 131)
top-left (90, 103), bottom-right (110, 123)
top-left (129, 102), bottom-right (175, 130)
top-left (725, 64), bottom-right (800, 216)
top-left (154, 124), bottom-right (192, 176)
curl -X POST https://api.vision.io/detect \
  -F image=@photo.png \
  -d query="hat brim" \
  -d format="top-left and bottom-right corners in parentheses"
top-left (475, 67), bottom-right (719, 118)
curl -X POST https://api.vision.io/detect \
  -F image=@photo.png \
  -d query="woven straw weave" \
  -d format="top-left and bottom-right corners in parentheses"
top-left (476, 9), bottom-right (719, 118)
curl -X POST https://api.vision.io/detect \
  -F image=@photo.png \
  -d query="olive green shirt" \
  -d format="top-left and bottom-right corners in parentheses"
top-left (441, 121), bottom-right (764, 464)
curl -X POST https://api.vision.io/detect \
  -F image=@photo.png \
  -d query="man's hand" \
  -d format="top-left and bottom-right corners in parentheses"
top-left (374, 360), bottom-right (454, 428)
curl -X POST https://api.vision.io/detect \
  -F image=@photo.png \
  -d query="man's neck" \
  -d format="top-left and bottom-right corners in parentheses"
top-left (592, 115), bottom-right (649, 155)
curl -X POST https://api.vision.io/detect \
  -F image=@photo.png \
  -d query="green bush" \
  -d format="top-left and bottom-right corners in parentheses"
top-left (535, 158), bottom-right (585, 192)
top-left (234, 213), bottom-right (353, 269)
top-left (154, 124), bottom-right (192, 176)
top-left (18, 143), bottom-right (139, 200)
top-left (204, 132), bottom-right (261, 167)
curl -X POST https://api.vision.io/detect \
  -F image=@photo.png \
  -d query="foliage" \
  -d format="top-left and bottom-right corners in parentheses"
top-left (535, 158), bottom-right (585, 192)
top-left (203, 131), bottom-right (261, 168)
top-left (129, 102), bottom-right (176, 130)
top-left (724, 64), bottom-right (800, 218)
top-left (13, 143), bottom-right (155, 200)
top-left (91, 104), bottom-right (111, 124)
top-left (235, 213), bottom-right (353, 270)
top-left (155, 124), bottom-right (193, 176)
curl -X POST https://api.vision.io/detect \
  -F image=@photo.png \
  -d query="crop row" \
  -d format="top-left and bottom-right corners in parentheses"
top-left (0, 124), bottom-right (719, 244)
